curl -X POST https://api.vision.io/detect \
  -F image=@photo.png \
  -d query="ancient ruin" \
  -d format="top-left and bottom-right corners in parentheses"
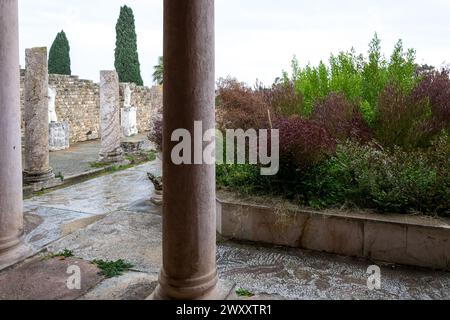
top-left (98, 70), bottom-right (124, 164)
top-left (23, 47), bottom-right (55, 184)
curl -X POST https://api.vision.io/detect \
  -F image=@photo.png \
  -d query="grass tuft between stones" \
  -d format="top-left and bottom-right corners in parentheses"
top-left (236, 288), bottom-right (255, 298)
top-left (52, 249), bottom-right (74, 259)
top-left (92, 259), bottom-right (134, 278)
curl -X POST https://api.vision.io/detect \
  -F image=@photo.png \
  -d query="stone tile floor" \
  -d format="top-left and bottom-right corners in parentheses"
top-left (1, 158), bottom-right (450, 300)
top-left (22, 133), bottom-right (152, 179)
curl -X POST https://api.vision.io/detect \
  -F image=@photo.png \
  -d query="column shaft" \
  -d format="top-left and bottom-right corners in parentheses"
top-left (23, 47), bottom-right (54, 183)
top-left (0, 0), bottom-right (29, 267)
top-left (153, 0), bottom-right (218, 300)
top-left (99, 71), bottom-right (124, 164)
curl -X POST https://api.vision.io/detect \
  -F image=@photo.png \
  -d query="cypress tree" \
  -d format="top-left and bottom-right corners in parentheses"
top-left (48, 30), bottom-right (71, 75)
top-left (114, 5), bottom-right (143, 86)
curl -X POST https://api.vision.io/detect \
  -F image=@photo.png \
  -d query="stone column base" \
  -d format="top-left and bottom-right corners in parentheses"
top-left (23, 168), bottom-right (55, 184)
top-left (148, 279), bottom-right (235, 301)
top-left (98, 149), bottom-right (125, 164)
top-left (150, 190), bottom-right (163, 205)
top-left (0, 242), bottom-right (34, 271)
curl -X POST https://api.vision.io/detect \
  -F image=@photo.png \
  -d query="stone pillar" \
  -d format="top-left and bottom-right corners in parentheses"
top-left (99, 71), bottom-right (124, 164)
top-left (0, 0), bottom-right (31, 269)
top-left (151, 0), bottom-right (219, 300)
top-left (23, 47), bottom-right (54, 184)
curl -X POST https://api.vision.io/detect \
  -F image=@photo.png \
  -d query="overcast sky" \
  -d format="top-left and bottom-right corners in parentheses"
top-left (18, 0), bottom-right (450, 86)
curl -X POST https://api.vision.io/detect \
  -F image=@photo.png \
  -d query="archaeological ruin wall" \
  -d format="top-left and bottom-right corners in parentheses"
top-left (19, 69), bottom-right (162, 144)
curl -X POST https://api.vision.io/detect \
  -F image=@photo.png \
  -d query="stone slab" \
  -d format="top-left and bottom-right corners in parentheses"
top-left (81, 272), bottom-right (158, 300)
top-left (24, 207), bottom-right (97, 251)
top-left (25, 168), bottom-right (153, 215)
top-left (0, 256), bottom-right (103, 300)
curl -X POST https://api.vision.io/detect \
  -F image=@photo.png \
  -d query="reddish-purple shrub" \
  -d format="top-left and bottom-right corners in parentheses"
top-left (276, 116), bottom-right (337, 169)
top-left (262, 81), bottom-right (304, 116)
top-left (216, 78), bottom-right (275, 130)
top-left (311, 93), bottom-right (372, 143)
top-left (148, 117), bottom-right (163, 151)
top-left (377, 69), bottom-right (450, 149)
top-left (412, 69), bottom-right (450, 135)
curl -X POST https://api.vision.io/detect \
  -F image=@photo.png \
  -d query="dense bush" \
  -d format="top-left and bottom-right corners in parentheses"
top-left (216, 78), bottom-right (274, 130)
top-left (216, 34), bottom-right (450, 216)
top-left (320, 140), bottom-right (450, 214)
top-left (376, 69), bottom-right (450, 149)
top-left (284, 34), bottom-right (417, 124)
top-left (263, 81), bottom-right (304, 117)
top-left (148, 117), bottom-right (163, 152)
top-left (277, 117), bottom-right (336, 169)
top-left (217, 140), bottom-right (450, 216)
top-left (311, 93), bottom-right (371, 142)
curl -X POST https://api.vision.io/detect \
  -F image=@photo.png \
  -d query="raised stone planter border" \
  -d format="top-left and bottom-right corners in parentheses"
top-left (216, 196), bottom-right (450, 271)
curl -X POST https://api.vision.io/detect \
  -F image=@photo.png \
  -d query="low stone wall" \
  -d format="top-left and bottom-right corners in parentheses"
top-left (20, 70), bottom-right (162, 144)
top-left (217, 196), bottom-right (450, 271)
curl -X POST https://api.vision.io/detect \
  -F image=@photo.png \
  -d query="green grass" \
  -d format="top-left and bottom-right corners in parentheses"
top-left (55, 172), bottom-right (65, 181)
top-left (236, 288), bottom-right (255, 298)
top-left (89, 162), bottom-right (110, 169)
top-left (92, 259), bottom-right (134, 278)
top-left (52, 249), bottom-right (74, 259)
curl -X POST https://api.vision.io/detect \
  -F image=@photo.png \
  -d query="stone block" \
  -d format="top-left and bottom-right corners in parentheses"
top-left (49, 121), bottom-right (70, 151)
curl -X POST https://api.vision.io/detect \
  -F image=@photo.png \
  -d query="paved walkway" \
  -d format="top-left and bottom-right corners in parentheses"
top-left (1, 161), bottom-right (449, 300)
top-left (22, 133), bottom-right (153, 179)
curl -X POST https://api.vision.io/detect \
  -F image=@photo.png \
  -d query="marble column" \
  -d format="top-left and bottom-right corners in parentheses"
top-left (23, 47), bottom-right (54, 184)
top-left (0, 0), bottom-right (31, 269)
top-left (151, 0), bottom-right (219, 300)
top-left (99, 71), bottom-right (124, 164)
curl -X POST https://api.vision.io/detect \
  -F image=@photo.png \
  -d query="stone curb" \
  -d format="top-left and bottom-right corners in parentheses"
top-left (217, 198), bottom-right (450, 271)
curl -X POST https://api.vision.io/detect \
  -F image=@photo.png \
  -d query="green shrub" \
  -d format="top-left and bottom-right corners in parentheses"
top-left (319, 141), bottom-right (449, 215)
top-left (285, 34), bottom-right (417, 123)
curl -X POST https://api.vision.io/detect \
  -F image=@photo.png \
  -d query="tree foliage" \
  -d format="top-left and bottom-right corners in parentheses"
top-left (152, 56), bottom-right (164, 85)
top-left (114, 5), bottom-right (143, 85)
top-left (48, 30), bottom-right (71, 75)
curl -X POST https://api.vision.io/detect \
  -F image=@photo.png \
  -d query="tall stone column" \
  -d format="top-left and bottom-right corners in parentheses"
top-left (23, 47), bottom-right (54, 184)
top-left (99, 71), bottom-right (124, 164)
top-left (0, 0), bottom-right (31, 269)
top-left (151, 0), bottom-right (219, 300)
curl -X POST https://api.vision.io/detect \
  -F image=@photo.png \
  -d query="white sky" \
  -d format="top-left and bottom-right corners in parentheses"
top-left (18, 0), bottom-right (450, 86)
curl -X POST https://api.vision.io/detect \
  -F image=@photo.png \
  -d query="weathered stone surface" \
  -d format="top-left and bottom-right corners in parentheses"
top-left (364, 222), bottom-right (408, 264)
top-left (81, 272), bottom-right (158, 300)
top-left (49, 121), bottom-right (70, 151)
top-left (48, 211), bottom-right (163, 274)
top-left (23, 47), bottom-right (54, 183)
top-left (0, 256), bottom-right (103, 300)
top-left (98, 71), bottom-right (124, 164)
top-left (25, 166), bottom-right (153, 215)
top-left (121, 83), bottom-right (138, 137)
top-left (300, 215), bottom-right (364, 258)
top-left (121, 107), bottom-right (138, 137)
top-left (218, 197), bottom-right (450, 270)
top-left (48, 86), bottom-right (58, 123)
top-left (23, 207), bottom-right (101, 251)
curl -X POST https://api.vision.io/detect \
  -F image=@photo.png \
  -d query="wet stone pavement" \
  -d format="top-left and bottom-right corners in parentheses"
top-left (1, 159), bottom-right (450, 300)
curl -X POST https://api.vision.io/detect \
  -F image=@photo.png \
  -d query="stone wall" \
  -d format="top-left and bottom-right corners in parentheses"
top-left (20, 70), bottom-right (162, 144)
